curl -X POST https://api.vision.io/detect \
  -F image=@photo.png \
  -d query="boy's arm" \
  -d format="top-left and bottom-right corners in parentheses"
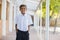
top-left (28, 25), bottom-right (30, 32)
top-left (28, 15), bottom-right (33, 32)
top-left (15, 24), bottom-right (18, 32)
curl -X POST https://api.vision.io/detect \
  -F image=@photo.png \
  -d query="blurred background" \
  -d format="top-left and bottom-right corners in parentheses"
top-left (0, 0), bottom-right (60, 40)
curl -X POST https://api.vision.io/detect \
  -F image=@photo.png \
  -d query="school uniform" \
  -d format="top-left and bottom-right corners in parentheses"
top-left (15, 12), bottom-right (33, 40)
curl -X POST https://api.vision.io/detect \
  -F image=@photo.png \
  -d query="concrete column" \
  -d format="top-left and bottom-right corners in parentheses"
top-left (45, 0), bottom-right (50, 40)
top-left (34, 14), bottom-right (39, 28)
top-left (1, 0), bottom-right (6, 36)
top-left (40, 2), bottom-right (42, 40)
top-left (34, 13), bottom-right (40, 38)
top-left (9, 2), bottom-right (13, 32)
top-left (13, 0), bottom-right (18, 30)
top-left (14, 5), bottom-right (17, 30)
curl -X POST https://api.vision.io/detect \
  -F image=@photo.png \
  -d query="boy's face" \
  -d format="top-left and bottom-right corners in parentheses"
top-left (20, 6), bottom-right (27, 14)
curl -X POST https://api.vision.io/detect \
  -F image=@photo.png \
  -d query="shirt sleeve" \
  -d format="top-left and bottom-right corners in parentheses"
top-left (28, 15), bottom-right (33, 25)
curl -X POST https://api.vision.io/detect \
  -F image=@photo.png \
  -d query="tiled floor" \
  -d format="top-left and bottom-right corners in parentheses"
top-left (0, 20), bottom-right (2, 39)
top-left (2, 28), bottom-right (40, 40)
top-left (1, 28), bottom-right (60, 40)
top-left (0, 20), bottom-right (60, 40)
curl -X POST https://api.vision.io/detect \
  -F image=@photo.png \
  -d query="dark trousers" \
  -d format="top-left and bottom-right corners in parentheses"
top-left (16, 30), bottom-right (29, 40)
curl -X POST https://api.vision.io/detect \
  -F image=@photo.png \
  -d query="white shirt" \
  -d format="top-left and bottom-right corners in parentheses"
top-left (15, 12), bottom-right (33, 31)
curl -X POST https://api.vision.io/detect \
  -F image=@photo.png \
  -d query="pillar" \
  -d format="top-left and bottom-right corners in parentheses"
top-left (1, 0), bottom-right (6, 36)
top-left (34, 13), bottom-right (40, 38)
top-left (14, 4), bottom-right (17, 30)
top-left (45, 0), bottom-right (50, 40)
top-left (9, 2), bottom-right (13, 32)
top-left (14, 0), bottom-right (18, 30)
top-left (40, 2), bottom-right (42, 40)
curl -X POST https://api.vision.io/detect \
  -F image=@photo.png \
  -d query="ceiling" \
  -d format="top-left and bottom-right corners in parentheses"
top-left (12, 0), bottom-right (41, 15)
top-left (13, 0), bottom-right (41, 11)
top-left (0, 0), bottom-right (41, 15)
top-left (0, 0), bottom-right (41, 11)
top-left (0, 0), bottom-right (42, 15)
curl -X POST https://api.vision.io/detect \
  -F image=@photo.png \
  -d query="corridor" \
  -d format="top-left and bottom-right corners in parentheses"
top-left (0, 0), bottom-right (60, 40)
top-left (1, 26), bottom-right (60, 40)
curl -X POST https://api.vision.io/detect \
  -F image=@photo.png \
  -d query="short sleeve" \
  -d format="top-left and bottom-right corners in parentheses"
top-left (28, 15), bottom-right (33, 25)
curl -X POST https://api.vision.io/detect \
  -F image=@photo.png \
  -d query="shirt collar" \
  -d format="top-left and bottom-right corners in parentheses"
top-left (19, 11), bottom-right (27, 16)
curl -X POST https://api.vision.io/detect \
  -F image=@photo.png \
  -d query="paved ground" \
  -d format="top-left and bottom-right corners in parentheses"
top-left (0, 20), bottom-right (2, 39)
top-left (2, 28), bottom-right (40, 40)
top-left (1, 27), bottom-right (60, 40)
top-left (0, 20), bottom-right (60, 40)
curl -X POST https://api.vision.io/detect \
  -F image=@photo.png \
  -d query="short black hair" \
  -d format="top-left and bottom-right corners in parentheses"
top-left (19, 4), bottom-right (27, 9)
